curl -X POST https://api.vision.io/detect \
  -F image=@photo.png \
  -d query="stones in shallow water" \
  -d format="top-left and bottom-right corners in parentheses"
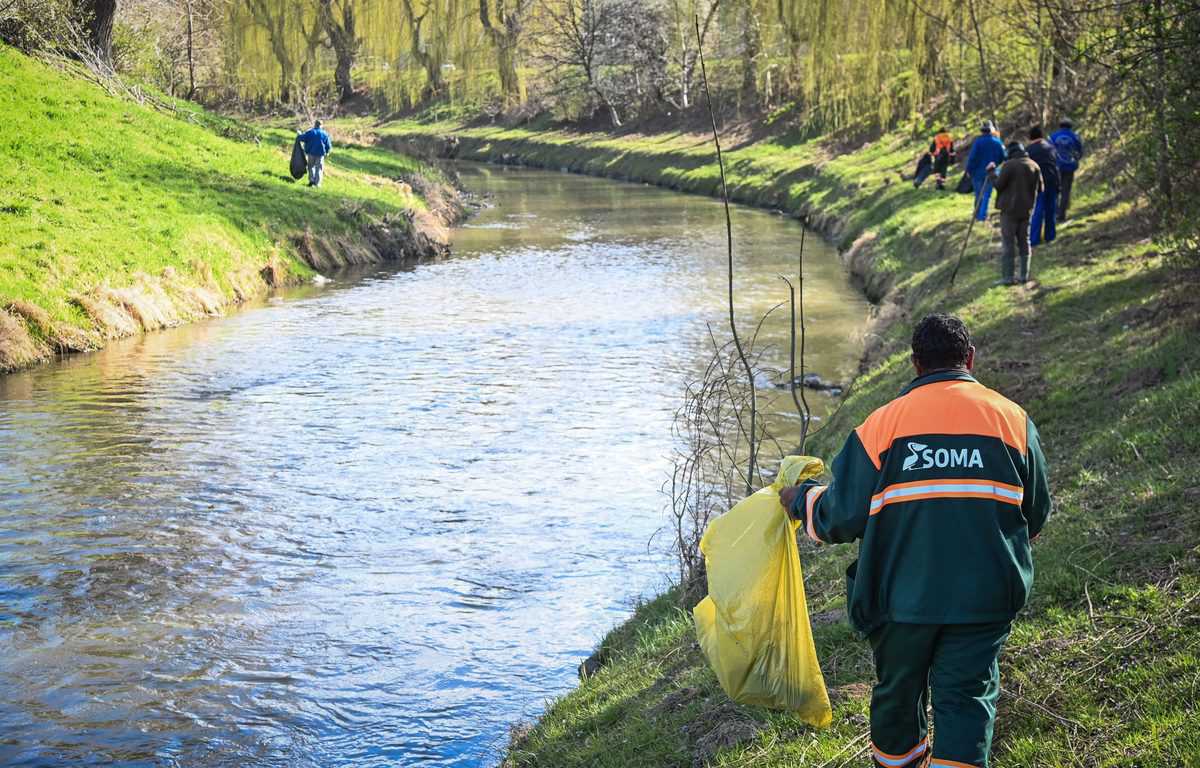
top-left (778, 372), bottom-right (844, 396)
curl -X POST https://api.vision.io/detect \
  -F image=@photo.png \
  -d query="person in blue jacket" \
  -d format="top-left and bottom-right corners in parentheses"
top-left (298, 119), bottom-right (333, 188)
top-left (965, 121), bottom-right (1006, 221)
top-left (1050, 118), bottom-right (1083, 222)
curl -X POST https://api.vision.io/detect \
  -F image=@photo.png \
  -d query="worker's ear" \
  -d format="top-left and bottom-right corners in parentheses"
top-left (965, 346), bottom-right (976, 372)
top-left (911, 353), bottom-right (924, 377)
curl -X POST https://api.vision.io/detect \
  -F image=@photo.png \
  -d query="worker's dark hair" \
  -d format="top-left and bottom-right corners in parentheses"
top-left (1029, 125), bottom-right (1044, 140)
top-left (1060, 118), bottom-right (1073, 128)
top-left (314, 119), bottom-right (323, 128)
top-left (912, 313), bottom-right (972, 370)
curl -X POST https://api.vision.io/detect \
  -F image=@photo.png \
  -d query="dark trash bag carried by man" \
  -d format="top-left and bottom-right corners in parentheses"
top-left (290, 135), bottom-right (308, 180)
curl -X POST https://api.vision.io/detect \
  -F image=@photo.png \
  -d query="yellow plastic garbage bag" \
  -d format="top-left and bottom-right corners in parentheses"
top-left (692, 455), bottom-right (833, 726)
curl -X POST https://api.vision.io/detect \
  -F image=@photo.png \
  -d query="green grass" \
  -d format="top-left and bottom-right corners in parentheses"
top-left (0, 46), bottom-right (438, 369)
top-left (395, 121), bottom-right (1200, 766)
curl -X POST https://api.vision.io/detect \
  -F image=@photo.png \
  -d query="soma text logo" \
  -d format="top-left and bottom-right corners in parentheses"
top-left (902, 441), bottom-right (984, 471)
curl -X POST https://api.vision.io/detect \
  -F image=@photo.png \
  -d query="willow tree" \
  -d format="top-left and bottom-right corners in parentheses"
top-left (398, 0), bottom-right (466, 99)
top-left (319, 0), bottom-right (362, 102)
top-left (771, 0), bottom-right (1011, 131)
top-left (239, 0), bottom-right (297, 102)
top-left (478, 0), bottom-right (534, 102)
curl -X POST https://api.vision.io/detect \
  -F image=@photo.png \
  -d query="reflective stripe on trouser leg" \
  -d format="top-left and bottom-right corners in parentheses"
top-left (873, 740), bottom-right (929, 766)
top-left (928, 622), bottom-right (1012, 768)
top-left (869, 623), bottom-right (939, 768)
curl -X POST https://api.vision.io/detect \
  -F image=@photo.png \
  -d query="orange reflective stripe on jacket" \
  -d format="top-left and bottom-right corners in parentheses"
top-left (869, 478), bottom-right (1024, 515)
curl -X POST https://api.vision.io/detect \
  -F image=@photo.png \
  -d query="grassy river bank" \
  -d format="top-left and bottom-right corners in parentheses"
top-left (0, 45), bottom-right (459, 374)
top-left (382, 119), bottom-right (1200, 766)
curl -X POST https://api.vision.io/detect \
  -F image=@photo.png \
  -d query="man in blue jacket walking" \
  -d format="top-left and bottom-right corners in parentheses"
top-left (966, 121), bottom-right (1006, 221)
top-left (1050, 118), bottom-right (1083, 222)
top-left (299, 120), bottom-right (333, 188)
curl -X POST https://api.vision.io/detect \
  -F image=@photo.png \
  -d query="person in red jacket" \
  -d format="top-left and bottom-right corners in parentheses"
top-left (781, 313), bottom-right (1052, 768)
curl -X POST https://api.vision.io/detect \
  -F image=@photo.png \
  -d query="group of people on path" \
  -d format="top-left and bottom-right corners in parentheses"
top-left (914, 118), bottom-right (1084, 286)
top-left (967, 118), bottom-right (1083, 285)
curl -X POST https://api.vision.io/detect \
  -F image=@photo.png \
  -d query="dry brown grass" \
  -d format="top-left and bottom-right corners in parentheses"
top-left (7, 299), bottom-right (97, 354)
top-left (0, 308), bottom-right (49, 372)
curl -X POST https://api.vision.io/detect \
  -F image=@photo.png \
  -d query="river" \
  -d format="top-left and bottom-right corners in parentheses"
top-left (0, 165), bottom-right (868, 766)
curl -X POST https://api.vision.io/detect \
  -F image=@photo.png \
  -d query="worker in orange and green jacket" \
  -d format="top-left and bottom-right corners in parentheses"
top-left (781, 313), bottom-right (1051, 768)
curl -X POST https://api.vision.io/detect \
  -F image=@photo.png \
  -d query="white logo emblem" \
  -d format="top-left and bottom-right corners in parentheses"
top-left (902, 442), bottom-right (928, 471)
top-left (902, 441), bottom-right (984, 471)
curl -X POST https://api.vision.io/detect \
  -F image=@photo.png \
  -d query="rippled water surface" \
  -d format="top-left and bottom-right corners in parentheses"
top-left (0, 165), bottom-right (868, 766)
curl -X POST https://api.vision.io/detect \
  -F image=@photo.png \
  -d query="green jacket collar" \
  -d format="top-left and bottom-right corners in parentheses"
top-left (900, 369), bottom-right (977, 396)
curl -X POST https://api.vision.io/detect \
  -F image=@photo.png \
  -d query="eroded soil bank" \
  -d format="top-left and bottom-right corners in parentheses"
top-left (0, 45), bottom-right (465, 374)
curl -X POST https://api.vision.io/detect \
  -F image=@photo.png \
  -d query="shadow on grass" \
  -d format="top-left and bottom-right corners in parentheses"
top-left (139, 159), bottom-right (406, 241)
top-left (324, 146), bottom-right (431, 181)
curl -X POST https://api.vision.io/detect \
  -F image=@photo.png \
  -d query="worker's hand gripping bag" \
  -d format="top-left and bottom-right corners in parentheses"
top-left (692, 455), bottom-right (832, 727)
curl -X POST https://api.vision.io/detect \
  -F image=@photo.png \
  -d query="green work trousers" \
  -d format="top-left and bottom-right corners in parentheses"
top-left (868, 621), bottom-right (1012, 768)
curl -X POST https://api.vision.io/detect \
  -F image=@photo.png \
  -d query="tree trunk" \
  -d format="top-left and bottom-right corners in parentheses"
top-left (89, 0), bottom-right (118, 67)
top-left (1151, 0), bottom-right (1172, 205)
top-left (495, 38), bottom-right (519, 100)
top-left (739, 0), bottom-right (760, 111)
top-left (401, 0), bottom-right (445, 101)
top-left (247, 0), bottom-right (295, 106)
top-left (601, 95), bottom-right (621, 127)
top-left (967, 0), bottom-right (999, 127)
top-left (680, 55), bottom-right (693, 109)
top-left (185, 0), bottom-right (196, 100)
top-left (334, 49), bottom-right (354, 102)
top-left (478, 0), bottom-right (525, 103)
top-left (320, 0), bottom-right (359, 103)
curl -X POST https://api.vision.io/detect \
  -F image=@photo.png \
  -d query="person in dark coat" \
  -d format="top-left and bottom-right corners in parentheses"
top-left (988, 141), bottom-right (1043, 285)
top-left (911, 142), bottom-right (939, 188)
top-left (1025, 126), bottom-right (1061, 246)
top-left (1051, 118), bottom-right (1083, 222)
